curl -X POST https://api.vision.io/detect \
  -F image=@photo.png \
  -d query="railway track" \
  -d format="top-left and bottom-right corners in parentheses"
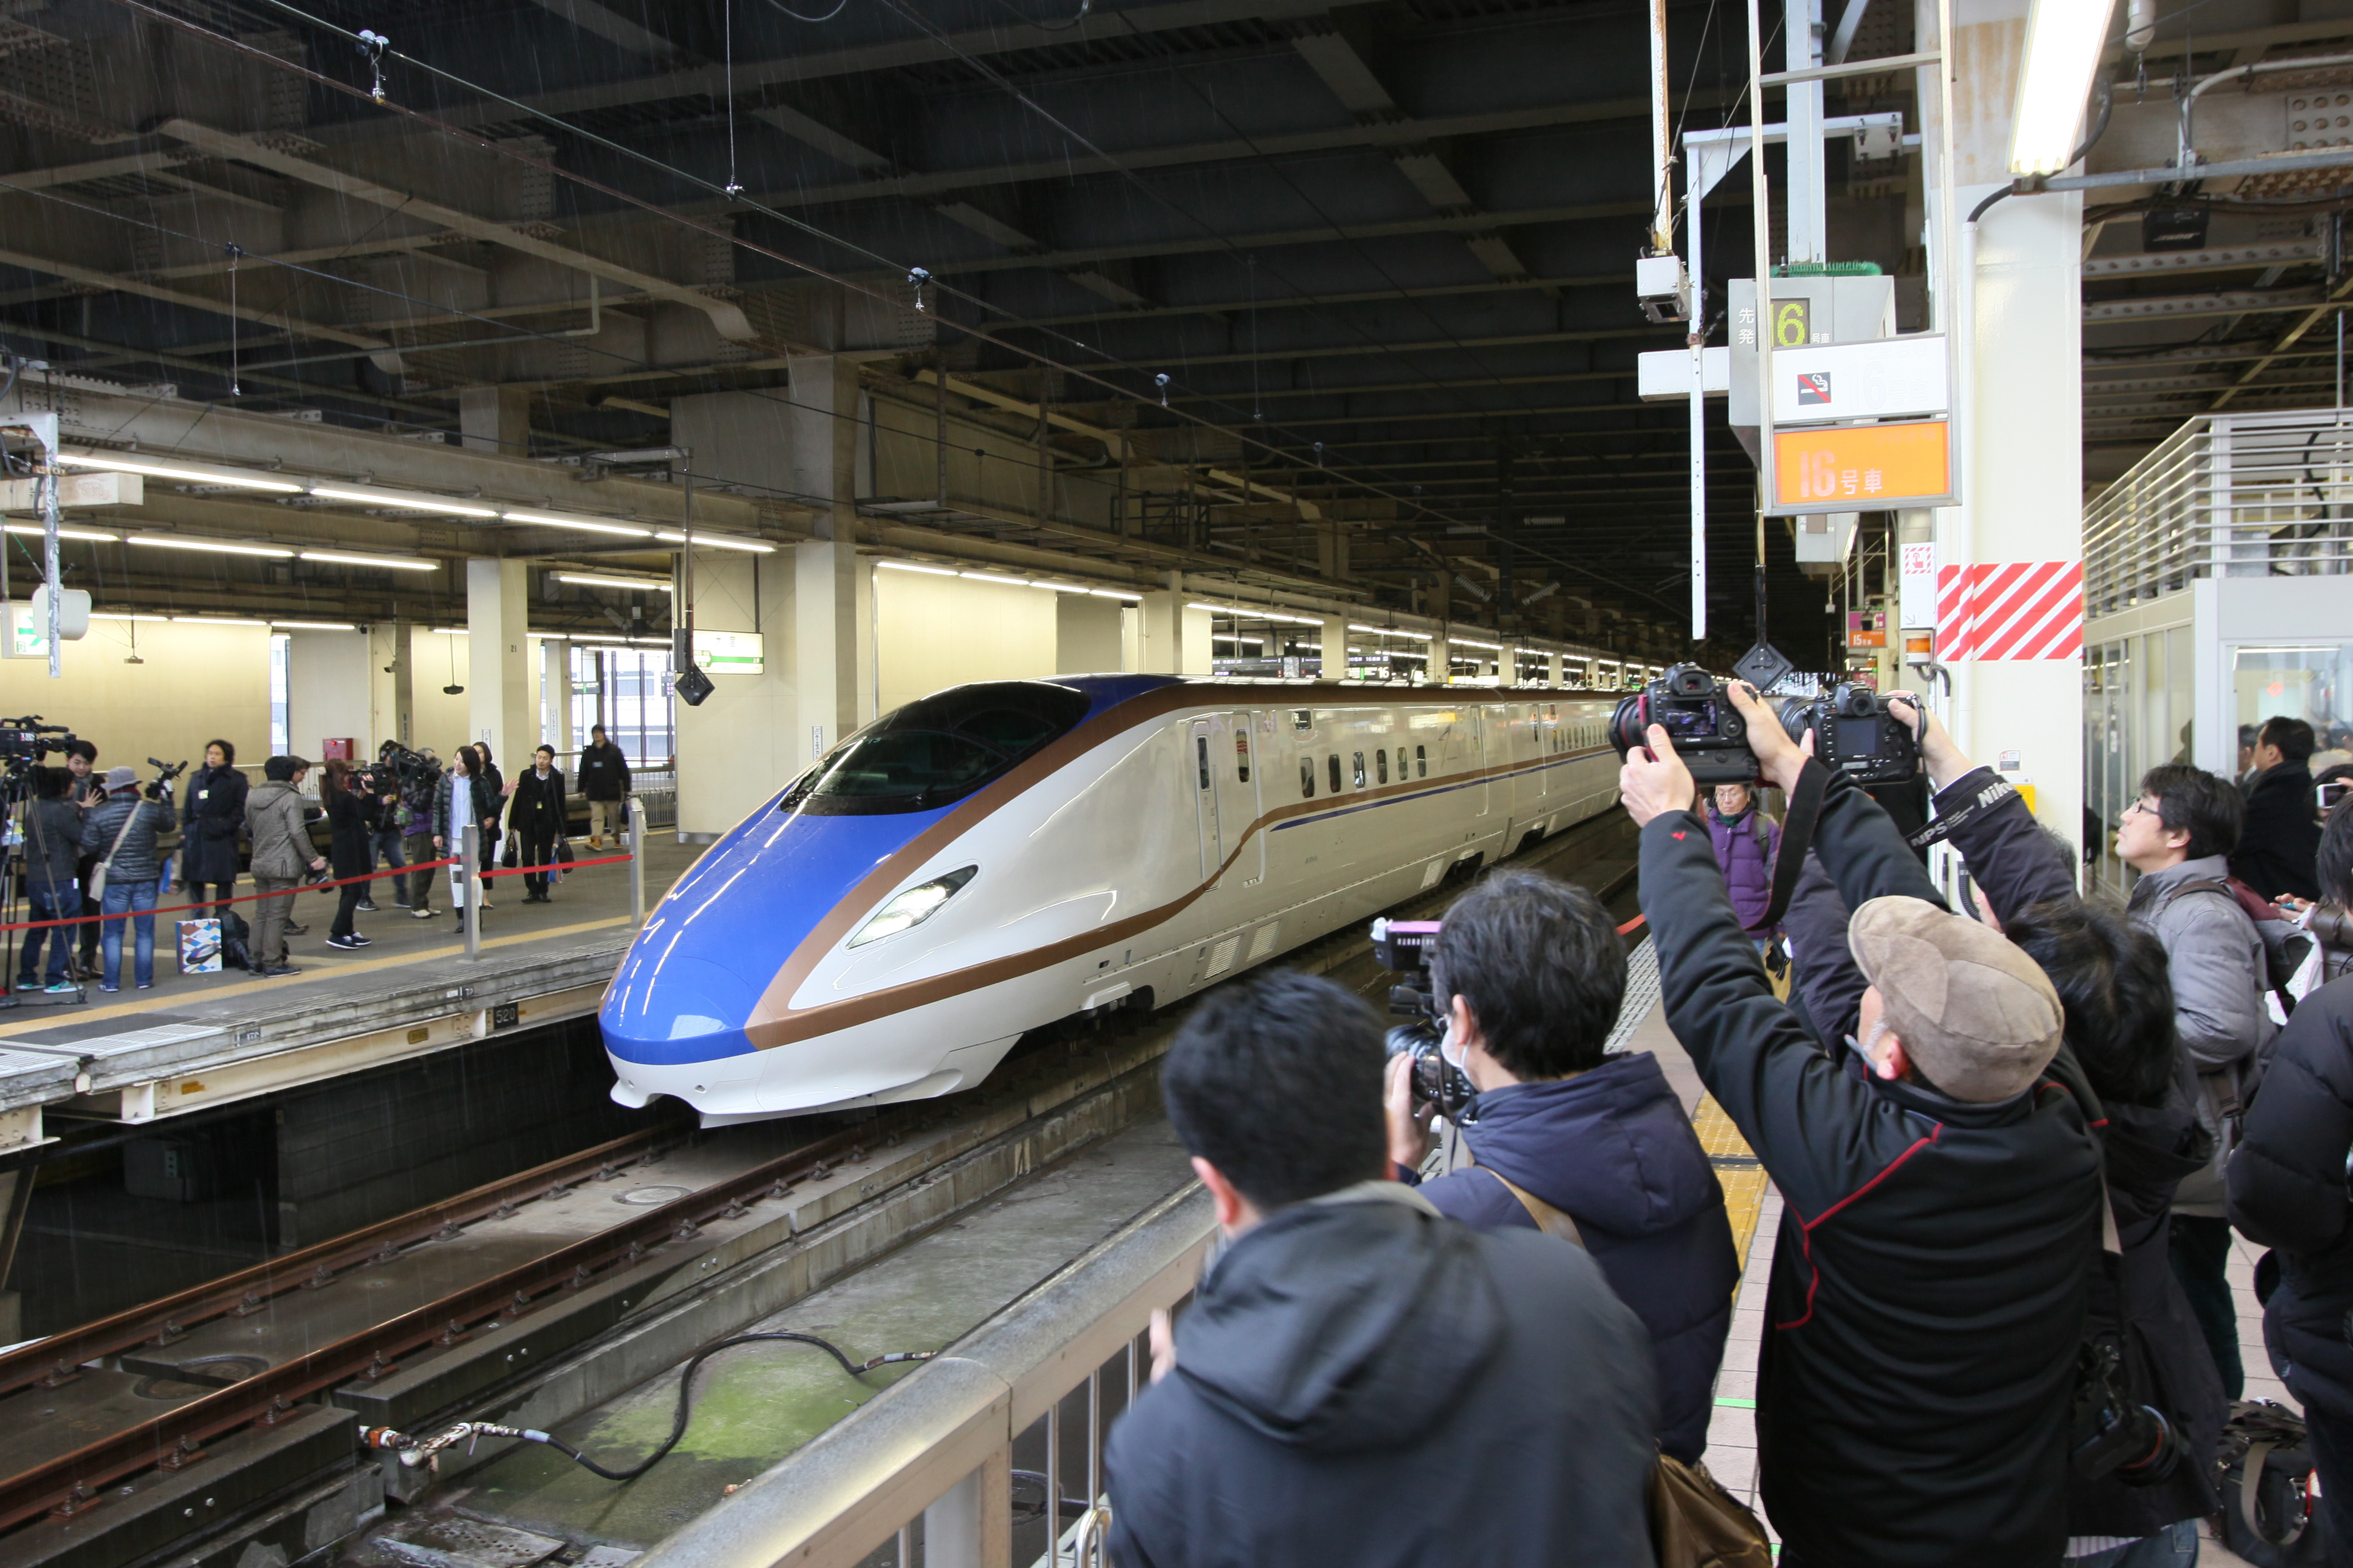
top-left (2, 813), bottom-right (1639, 1559)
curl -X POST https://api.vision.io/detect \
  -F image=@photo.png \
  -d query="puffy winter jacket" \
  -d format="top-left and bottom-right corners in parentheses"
top-left (1104, 1183), bottom-right (1658, 1568)
top-left (80, 793), bottom-right (175, 886)
top-left (2233, 761), bottom-right (2323, 902)
top-left (1641, 763), bottom-right (2102, 1566)
top-left (2127, 855), bottom-right (2276, 1214)
top-left (243, 779), bottom-right (315, 881)
top-left (178, 763), bottom-right (247, 885)
top-left (1706, 802), bottom-right (1778, 932)
top-left (1412, 1055), bottom-right (1738, 1462)
top-left (2229, 973), bottom-right (2353, 1417)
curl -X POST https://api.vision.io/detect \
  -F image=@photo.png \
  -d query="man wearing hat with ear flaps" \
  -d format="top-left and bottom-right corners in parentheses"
top-left (1619, 685), bottom-right (2102, 1568)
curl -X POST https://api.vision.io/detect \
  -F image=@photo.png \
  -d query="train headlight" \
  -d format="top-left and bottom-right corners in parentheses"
top-left (849, 866), bottom-right (977, 947)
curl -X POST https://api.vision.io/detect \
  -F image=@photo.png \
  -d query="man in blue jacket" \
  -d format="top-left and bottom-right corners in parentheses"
top-left (1382, 866), bottom-right (1738, 1462)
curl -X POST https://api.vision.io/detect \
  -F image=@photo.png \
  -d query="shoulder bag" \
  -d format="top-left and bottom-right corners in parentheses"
top-left (86, 801), bottom-right (144, 903)
top-left (1472, 1159), bottom-right (1775, 1567)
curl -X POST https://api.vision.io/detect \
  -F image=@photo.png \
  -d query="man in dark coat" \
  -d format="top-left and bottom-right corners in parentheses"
top-left (2229, 801), bottom-right (2353, 1557)
top-left (1620, 685), bottom-right (2101, 1567)
top-left (1104, 969), bottom-right (1658, 1568)
top-left (510, 745), bottom-right (567, 903)
top-left (1384, 866), bottom-right (1736, 1463)
top-left (2233, 715), bottom-right (2324, 901)
top-left (577, 724), bottom-right (629, 849)
top-left (180, 739), bottom-right (247, 921)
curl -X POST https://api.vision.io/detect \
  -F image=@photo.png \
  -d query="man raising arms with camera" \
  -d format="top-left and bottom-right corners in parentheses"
top-left (1621, 682), bottom-right (2101, 1567)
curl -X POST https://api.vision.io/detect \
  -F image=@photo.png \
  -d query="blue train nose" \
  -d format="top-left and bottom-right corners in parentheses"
top-left (599, 799), bottom-right (950, 1067)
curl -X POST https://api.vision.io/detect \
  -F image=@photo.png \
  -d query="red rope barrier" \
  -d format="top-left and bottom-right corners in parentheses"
top-left (1617, 913), bottom-right (1647, 936)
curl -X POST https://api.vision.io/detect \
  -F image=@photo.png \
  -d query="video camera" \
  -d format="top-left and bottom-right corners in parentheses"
top-left (1371, 917), bottom-right (1475, 1119)
top-left (145, 757), bottom-right (187, 800)
top-left (1607, 665), bottom-right (1759, 786)
top-left (1777, 685), bottom-right (1922, 786)
top-left (376, 743), bottom-right (441, 787)
top-left (0, 715), bottom-right (75, 768)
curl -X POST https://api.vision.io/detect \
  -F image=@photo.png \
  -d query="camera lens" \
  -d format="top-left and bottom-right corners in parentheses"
top-left (1607, 693), bottom-right (1647, 757)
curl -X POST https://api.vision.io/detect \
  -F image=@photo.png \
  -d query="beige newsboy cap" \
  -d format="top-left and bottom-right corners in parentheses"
top-left (1846, 896), bottom-right (2066, 1104)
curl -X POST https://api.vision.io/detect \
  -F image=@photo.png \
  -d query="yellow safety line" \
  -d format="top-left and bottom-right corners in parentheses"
top-left (0, 916), bottom-right (630, 1040)
top-left (1693, 1092), bottom-right (1771, 1270)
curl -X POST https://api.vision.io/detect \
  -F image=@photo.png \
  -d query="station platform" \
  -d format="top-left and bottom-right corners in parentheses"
top-left (0, 833), bottom-right (706, 1152)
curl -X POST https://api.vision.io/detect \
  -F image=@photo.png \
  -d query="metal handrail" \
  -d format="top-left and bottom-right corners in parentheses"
top-left (634, 1184), bottom-right (1215, 1568)
top-left (2085, 407), bottom-right (2353, 616)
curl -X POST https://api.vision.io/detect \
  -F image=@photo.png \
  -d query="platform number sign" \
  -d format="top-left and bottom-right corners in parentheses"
top-left (1773, 298), bottom-right (1811, 348)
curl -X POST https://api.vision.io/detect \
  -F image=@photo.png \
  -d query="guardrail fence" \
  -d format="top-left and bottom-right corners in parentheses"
top-left (2085, 408), bottom-right (2353, 615)
top-left (636, 1187), bottom-right (1215, 1568)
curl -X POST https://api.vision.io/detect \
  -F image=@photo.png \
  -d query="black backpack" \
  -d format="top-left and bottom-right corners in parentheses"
top-left (217, 909), bottom-right (255, 973)
top-left (2216, 1398), bottom-right (2328, 1566)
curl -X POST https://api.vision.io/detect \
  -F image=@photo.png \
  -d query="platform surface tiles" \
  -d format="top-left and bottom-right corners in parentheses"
top-left (0, 834), bottom-right (706, 1153)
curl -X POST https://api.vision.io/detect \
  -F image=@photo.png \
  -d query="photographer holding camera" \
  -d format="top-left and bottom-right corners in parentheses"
top-left (1104, 969), bottom-right (1660, 1568)
top-left (1621, 680), bottom-right (2101, 1567)
top-left (1380, 868), bottom-right (1737, 1464)
top-left (79, 764), bottom-right (178, 992)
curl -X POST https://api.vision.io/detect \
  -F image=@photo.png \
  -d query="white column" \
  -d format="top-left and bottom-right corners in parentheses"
top-left (796, 538), bottom-right (873, 767)
top-left (1140, 578), bottom-right (1185, 675)
top-left (1547, 651), bottom-right (1563, 686)
top-left (1320, 615), bottom-right (1349, 681)
top-left (466, 558), bottom-right (531, 765)
top-left (542, 637), bottom-right (573, 759)
top-left (1056, 593), bottom-right (1124, 673)
top-left (1429, 630), bottom-right (1451, 685)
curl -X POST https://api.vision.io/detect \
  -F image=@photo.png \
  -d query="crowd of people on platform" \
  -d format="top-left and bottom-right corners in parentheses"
top-left (8, 726), bottom-right (639, 994)
top-left (1104, 696), bottom-right (2353, 1568)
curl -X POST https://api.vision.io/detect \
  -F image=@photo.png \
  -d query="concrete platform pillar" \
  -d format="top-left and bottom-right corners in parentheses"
top-left (542, 637), bottom-right (572, 757)
top-left (1547, 651), bottom-right (1563, 686)
top-left (466, 559), bottom-right (533, 762)
top-left (796, 539), bottom-right (872, 767)
top-left (459, 386), bottom-right (532, 456)
top-left (1139, 575), bottom-right (1186, 674)
top-left (1320, 615), bottom-right (1348, 681)
top-left (1429, 631), bottom-right (1451, 685)
top-left (1056, 593), bottom-right (1124, 673)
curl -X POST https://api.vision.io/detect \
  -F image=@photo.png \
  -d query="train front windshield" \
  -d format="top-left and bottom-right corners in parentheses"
top-left (780, 681), bottom-right (1093, 816)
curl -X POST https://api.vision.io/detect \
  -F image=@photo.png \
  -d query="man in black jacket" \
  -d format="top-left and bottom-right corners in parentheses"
top-left (2233, 715), bottom-right (2324, 901)
top-left (511, 745), bottom-right (567, 903)
top-left (1620, 686), bottom-right (2101, 1567)
top-left (2229, 801), bottom-right (2353, 1556)
top-left (1104, 969), bottom-right (1658, 1568)
top-left (577, 724), bottom-right (629, 849)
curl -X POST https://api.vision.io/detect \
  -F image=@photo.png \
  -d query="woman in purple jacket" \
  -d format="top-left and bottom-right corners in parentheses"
top-left (1707, 781), bottom-right (1778, 948)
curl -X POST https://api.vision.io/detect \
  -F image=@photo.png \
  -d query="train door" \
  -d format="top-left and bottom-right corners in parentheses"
top-left (1224, 713), bottom-right (1265, 886)
top-left (1188, 718), bottom-right (1222, 882)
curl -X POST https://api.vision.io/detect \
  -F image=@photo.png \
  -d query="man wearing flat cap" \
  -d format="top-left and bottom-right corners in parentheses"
top-left (1620, 686), bottom-right (2101, 1568)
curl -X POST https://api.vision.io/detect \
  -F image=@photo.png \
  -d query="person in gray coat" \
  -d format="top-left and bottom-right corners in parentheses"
top-left (246, 757), bottom-right (327, 978)
top-left (2117, 761), bottom-right (2276, 1402)
top-left (16, 767), bottom-right (84, 994)
top-left (1104, 970), bottom-right (1659, 1568)
top-left (80, 766), bottom-right (176, 992)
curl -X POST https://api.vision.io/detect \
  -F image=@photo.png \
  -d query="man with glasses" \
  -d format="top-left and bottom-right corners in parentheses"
top-left (2117, 763), bottom-right (2276, 1406)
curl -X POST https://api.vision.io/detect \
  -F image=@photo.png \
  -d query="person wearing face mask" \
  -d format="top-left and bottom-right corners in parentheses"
top-left (1380, 867), bottom-right (1736, 1465)
top-left (1619, 684), bottom-right (2101, 1568)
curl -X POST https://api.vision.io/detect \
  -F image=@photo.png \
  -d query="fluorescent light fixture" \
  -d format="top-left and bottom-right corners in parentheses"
top-left (654, 530), bottom-right (776, 554)
top-left (502, 510), bottom-right (652, 538)
top-left (308, 483), bottom-right (500, 519)
top-left (57, 451), bottom-right (304, 493)
top-left (3, 522), bottom-right (117, 542)
top-left (1350, 624), bottom-right (1435, 641)
top-left (430, 626), bottom-right (470, 636)
top-left (960, 571), bottom-right (1032, 586)
top-left (556, 572), bottom-right (673, 593)
top-left (1188, 601), bottom-right (1325, 625)
top-left (877, 560), bottom-right (961, 576)
top-left (1451, 637), bottom-right (1503, 651)
top-left (172, 616), bottom-right (269, 627)
top-left (2009, 0), bottom-right (2115, 173)
top-left (129, 534), bottom-right (294, 559)
top-left (1090, 588), bottom-right (1141, 601)
top-left (1041, 581), bottom-right (1092, 593)
top-left (300, 549), bottom-right (440, 572)
top-left (271, 620), bottom-right (358, 630)
top-left (88, 611), bottom-right (169, 622)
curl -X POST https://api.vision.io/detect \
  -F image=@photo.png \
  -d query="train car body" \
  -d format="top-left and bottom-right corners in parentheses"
top-left (600, 675), bottom-right (1621, 1124)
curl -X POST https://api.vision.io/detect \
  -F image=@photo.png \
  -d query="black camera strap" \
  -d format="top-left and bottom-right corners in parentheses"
top-left (1758, 758), bottom-right (1829, 931)
top-left (1903, 774), bottom-right (2019, 852)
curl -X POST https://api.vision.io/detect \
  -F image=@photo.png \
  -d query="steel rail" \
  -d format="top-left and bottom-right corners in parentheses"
top-left (0, 1123), bottom-right (686, 1407)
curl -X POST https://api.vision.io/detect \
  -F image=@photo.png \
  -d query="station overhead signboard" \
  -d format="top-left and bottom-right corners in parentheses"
top-left (1768, 420), bottom-right (1953, 513)
top-left (692, 628), bottom-right (765, 675)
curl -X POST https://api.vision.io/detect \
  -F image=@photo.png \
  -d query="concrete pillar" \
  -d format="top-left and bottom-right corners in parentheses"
top-left (1139, 575), bottom-right (1185, 675)
top-left (390, 616), bottom-right (414, 749)
top-left (1056, 593), bottom-right (1123, 673)
top-left (787, 355), bottom-right (863, 542)
top-left (1429, 631), bottom-right (1451, 685)
top-left (284, 631), bottom-right (370, 759)
top-left (674, 550), bottom-right (791, 837)
top-left (466, 558), bottom-right (532, 763)
top-left (1319, 616), bottom-right (1348, 681)
top-left (543, 637), bottom-right (573, 759)
top-left (459, 386), bottom-right (532, 456)
top-left (796, 539), bottom-right (873, 766)
top-left (1547, 652), bottom-right (1563, 686)
top-left (1936, 0), bottom-right (2084, 850)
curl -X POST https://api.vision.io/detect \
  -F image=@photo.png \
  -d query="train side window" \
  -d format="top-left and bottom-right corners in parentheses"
top-left (1328, 754), bottom-right (1342, 794)
top-left (1236, 731), bottom-right (1252, 784)
top-left (1195, 736), bottom-right (1211, 790)
top-left (1292, 710), bottom-right (1312, 732)
top-left (1352, 752), bottom-right (1367, 789)
top-left (1376, 749), bottom-right (1389, 784)
top-left (1397, 745), bottom-right (1407, 781)
top-left (1415, 744), bottom-right (1427, 778)
top-left (1300, 758), bottom-right (1315, 798)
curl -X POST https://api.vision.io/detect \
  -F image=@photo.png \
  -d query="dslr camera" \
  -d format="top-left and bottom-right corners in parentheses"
top-left (1371, 917), bottom-right (1475, 1120)
top-left (2070, 1336), bottom-right (2180, 1486)
top-left (1607, 665), bottom-right (1759, 785)
top-left (1776, 684), bottom-right (1922, 785)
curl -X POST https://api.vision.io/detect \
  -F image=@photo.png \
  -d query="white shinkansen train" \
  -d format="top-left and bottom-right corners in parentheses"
top-left (600, 675), bottom-right (1625, 1125)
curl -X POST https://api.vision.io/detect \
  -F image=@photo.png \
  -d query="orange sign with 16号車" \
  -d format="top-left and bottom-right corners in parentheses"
top-left (1770, 420), bottom-right (1952, 510)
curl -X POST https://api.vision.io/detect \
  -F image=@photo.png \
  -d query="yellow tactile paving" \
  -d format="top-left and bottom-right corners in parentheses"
top-left (1693, 1091), bottom-right (1771, 1270)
